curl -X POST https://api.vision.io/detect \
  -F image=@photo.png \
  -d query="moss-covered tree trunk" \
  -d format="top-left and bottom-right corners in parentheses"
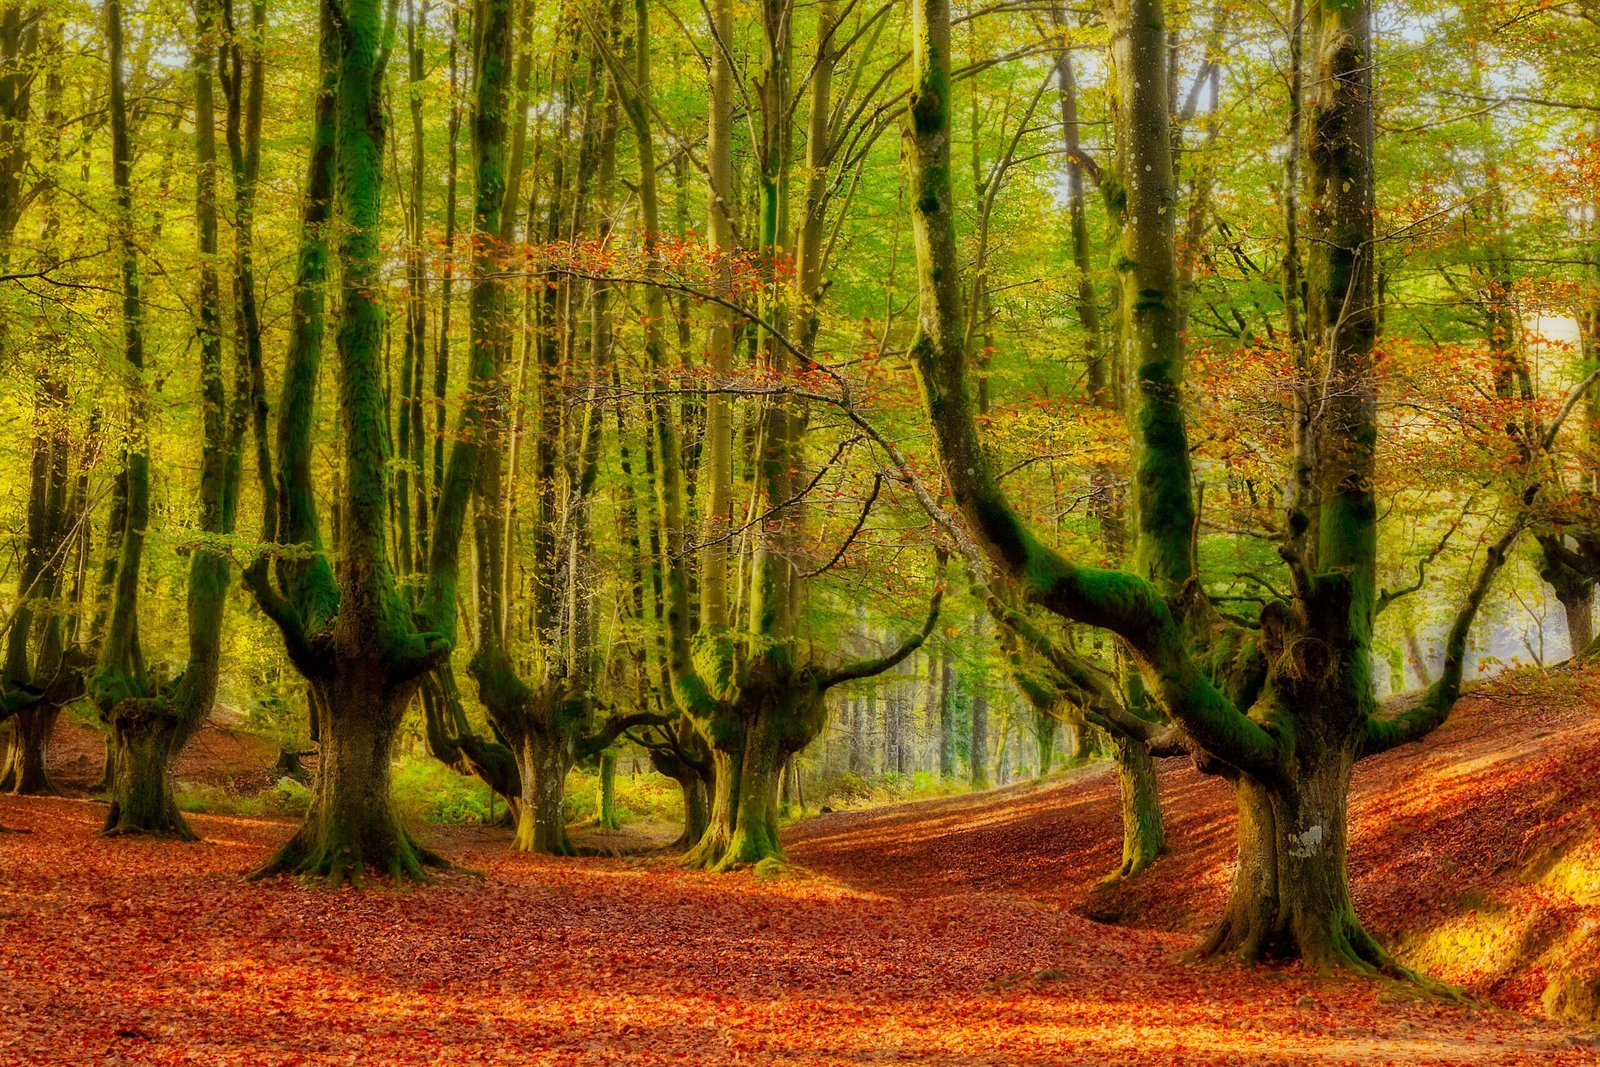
top-left (103, 698), bottom-right (192, 838)
top-left (278, 0), bottom-right (424, 876)
top-left (1226, 0), bottom-right (1381, 969)
top-left (251, 0), bottom-right (487, 882)
top-left (700, 0), bottom-right (735, 632)
top-left (271, 672), bottom-right (437, 881)
top-left (970, 689), bottom-right (989, 789)
top-left (8, 708), bottom-right (57, 795)
top-left (97, 0), bottom-right (155, 821)
top-left (1032, 711), bottom-right (1056, 779)
top-left (104, 0), bottom-right (252, 837)
top-left (907, 0), bottom-right (1524, 977)
top-left (721, 718), bottom-right (784, 868)
top-left (513, 728), bottom-right (574, 855)
top-left (651, 732), bottom-right (712, 849)
top-left (596, 750), bottom-right (620, 830)
top-left (6, 368), bottom-right (73, 797)
top-left (1112, 736), bottom-right (1164, 878)
top-left (685, 739), bottom-right (743, 867)
top-left (937, 652), bottom-right (955, 779)
top-left (1202, 741), bottom-right (1382, 967)
top-left (1201, 776), bottom-right (1279, 958)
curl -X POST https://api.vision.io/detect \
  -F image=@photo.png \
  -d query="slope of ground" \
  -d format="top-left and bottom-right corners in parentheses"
top-left (786, 665), bottom-right (1600, 1024)
top-left (1, 668), bottom-right (1597, 1064)
top-left (43, 709), bottom-right (282, 795)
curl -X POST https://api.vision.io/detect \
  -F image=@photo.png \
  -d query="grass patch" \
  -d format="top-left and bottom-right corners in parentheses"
top-left (177, 776), bottom-right (311, 819)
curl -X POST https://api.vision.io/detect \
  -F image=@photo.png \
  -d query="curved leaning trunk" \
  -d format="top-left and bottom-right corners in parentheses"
top-left (685, 743), bottom-right (743, 868)
top-left (256, 672), bottom-right (440, 884)
top-left (653, 746), bottom-right (711, 848)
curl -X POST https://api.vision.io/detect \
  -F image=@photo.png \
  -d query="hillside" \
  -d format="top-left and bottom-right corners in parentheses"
top-left (787, 665), bottom-right (1600, 1024)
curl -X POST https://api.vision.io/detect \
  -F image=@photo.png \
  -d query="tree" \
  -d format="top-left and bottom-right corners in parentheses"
top-left (244, 0), bottom-right (493, 883)
top-left (904, 0), bottom-right (1545, 971)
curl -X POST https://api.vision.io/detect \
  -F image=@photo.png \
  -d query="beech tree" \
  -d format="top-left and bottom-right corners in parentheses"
top-left (242, 0), bottom-right (494, 883)
top-left (903, 0), bottom-right (1568, 969)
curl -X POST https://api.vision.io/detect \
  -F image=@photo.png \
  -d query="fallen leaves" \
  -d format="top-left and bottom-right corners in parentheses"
top-left (4, 669), bottom-right (1600, 1065)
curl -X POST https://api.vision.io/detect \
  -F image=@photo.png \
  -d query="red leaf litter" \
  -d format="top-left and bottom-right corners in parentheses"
top-left (4, 671), bottom-right (1600, 1065)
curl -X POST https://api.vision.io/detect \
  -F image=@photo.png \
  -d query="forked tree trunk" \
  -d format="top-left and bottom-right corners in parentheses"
top-left (103, 698), bottom-right (193, 839)
top-left (1112, 736), bottom-right (1165, 878)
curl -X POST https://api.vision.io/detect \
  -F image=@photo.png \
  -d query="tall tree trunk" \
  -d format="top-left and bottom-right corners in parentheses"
top-left (106, 0), bottom-right (255, 837)
top-left (700, 0), bottom-right (735, 631)
top-left (937, 653), bottom-right (955, 779)
top-left (1033, 711), bottom-right (1056, 779)
top-left (969, 690), bottom-right (989, 790)
top-left (1562, 590), bottom-right (1594, 657)
top-left (595, 750), bottom-right (620, 830)
top-left (1112, 736), bottom-right (1165, 878)
top-left (251, 0), bottom-right (492, 883)
top-left (96, 0), bottom-right (154, 817)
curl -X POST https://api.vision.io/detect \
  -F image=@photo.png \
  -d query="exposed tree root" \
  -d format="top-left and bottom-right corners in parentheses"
top-left (250, 826), bottom-right (448, 888)
top-left (102, 817), bottom-right (198, 842)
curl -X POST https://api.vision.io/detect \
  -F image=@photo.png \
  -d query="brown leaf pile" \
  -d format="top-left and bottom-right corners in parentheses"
top-left (4, 670), bottom-right (1599, 1064)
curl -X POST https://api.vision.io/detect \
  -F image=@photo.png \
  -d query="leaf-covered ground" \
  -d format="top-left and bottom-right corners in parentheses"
top-left (787, 665), bottom-right (1600, 1021)
top-left (4, 673), bottom-right (1600, 1065)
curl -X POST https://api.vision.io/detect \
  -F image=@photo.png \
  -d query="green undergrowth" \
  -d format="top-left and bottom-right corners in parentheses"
top-left (810, 770), bottom-right (970, 813)
top-left (177, 776), bottom-right (311, 818)
top-left (564, 765), bottom-right (684, 828)
top-left (393, 758), bottom-right (499, 824)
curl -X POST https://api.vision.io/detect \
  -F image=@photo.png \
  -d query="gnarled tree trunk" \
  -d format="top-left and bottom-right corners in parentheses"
top-left (267, 671), bottom-right (439, 882)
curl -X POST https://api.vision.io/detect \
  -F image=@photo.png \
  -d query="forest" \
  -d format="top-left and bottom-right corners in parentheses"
top-left (4, 0), bottom-right (1600, 1061)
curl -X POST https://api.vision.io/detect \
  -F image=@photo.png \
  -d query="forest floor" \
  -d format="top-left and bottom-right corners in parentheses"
top-left (4, 670), bottom-right (1600, 1065)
